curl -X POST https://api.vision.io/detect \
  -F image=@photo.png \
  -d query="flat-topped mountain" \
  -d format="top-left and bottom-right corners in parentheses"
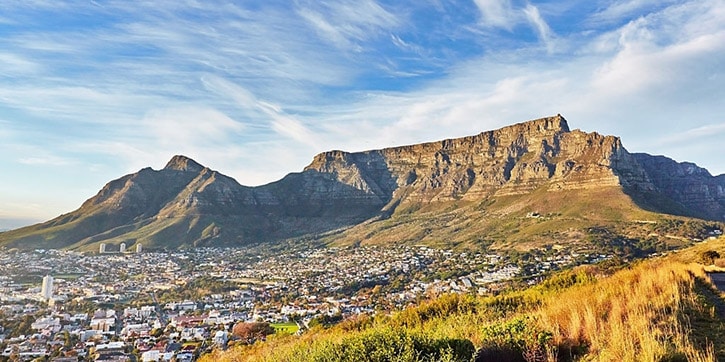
top-left (1, 115), bottom-right (723, 251)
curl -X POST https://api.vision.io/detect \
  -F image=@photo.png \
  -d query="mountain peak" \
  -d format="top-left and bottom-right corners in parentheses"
top-left (3, 115), bottom-right (724, 252)
top-left (502, 114), bottom-right (570, 135)
top-left (548, 113), bottom-right (570, 132)
top-left (164, 155), bottom-right (204, 173)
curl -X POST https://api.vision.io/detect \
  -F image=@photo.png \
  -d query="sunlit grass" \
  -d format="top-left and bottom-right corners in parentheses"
top-left (201, 238), bottom-right (725, 362)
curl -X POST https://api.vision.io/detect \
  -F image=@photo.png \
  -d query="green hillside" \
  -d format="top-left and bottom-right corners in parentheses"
top-left (324, 186), bottom-right (722, 254)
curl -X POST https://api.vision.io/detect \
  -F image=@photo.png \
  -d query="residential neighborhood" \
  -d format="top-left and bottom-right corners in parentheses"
top-left (0, 241), bottom-right (615, 361)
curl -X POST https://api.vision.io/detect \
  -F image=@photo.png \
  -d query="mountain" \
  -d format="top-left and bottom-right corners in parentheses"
top-left (1, 115), bottom-right (723, 251)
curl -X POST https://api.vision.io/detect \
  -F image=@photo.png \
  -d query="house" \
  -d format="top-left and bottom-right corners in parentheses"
top-left (90, 317), bottom-right (115, 333)
top-left (177, 301), bottom-right (197, 311)
top-left (170, 315), bottom-right (206, 328)
top-left (213, 330), bottom-right (228, 347)
top-left (141, 350), bottom-right (160, 362)
top-left (31, 317), bottom-right (61, 332)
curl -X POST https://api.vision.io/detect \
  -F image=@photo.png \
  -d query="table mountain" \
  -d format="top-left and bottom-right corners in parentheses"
top-left (1, 115), bottom-right (723, 251)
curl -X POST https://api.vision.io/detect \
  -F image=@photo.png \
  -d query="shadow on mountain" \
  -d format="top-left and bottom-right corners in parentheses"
top-left (0, 166), bottom-right (399, 251)
top-left (4, 117), bottom-right (725, 251)
top-left (622, 153), bottom-right (725, 222)
top-left (622, 185), bottom-right (705, 220)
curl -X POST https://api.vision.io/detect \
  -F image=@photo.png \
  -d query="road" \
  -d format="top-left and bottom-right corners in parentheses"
top-left (709, 272), bottom-right (725, 292)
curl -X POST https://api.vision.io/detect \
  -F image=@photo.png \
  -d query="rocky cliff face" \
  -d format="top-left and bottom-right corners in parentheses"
top-left (631, 154), bottom-right (725, 220)
top-left (304, 115), bottom-right (656, 206)
top-left (1, 115), bottom-right (722, 250)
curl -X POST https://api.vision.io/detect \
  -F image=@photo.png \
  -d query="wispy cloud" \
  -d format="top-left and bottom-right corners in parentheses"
top-left (0, 53), bottom-right (41, 75)
top-left (682, 123), bottom-right (725, 138)
top-left (651, 122), bottom-right (725, 148)
top-left (201, 74), bottom-right (321, 148)
top-left (523, 4), bottom-right (556, 53)
top-left (145, 106), bottom-right (245, 146)
top-left (18, 155), bottom-right (73, 166)
top-left (590, 0), bottom-right (725, 97)
top-left (473, 0), bottom-right (515, 28)
top-left (1, 0), bottom-right (724, 224)
top-left (590, 0), bottom-right (679, 24)
top-left (297, 0), bottom-right (399, 50)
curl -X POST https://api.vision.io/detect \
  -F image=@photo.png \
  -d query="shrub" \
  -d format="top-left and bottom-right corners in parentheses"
top-left (395, 294), bottom-right (478, 328)
top-left (477, 316), bottom-right (553, 362)
top-left (699, 250), bottom-right (720, 265)
top-left (278, 328), bottom-right (474, 362)
top-left (232, 322), bottom-right (275, 343)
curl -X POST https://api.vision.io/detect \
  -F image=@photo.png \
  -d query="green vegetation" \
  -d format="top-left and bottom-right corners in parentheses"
top-left (271, 322), bottom-right (299, 334)
top-left (327, 186), bottom-right (724, 253)
top-left (201, 237), bottom-right (725, 362)
top-left (233, 322), bottom-right (275, 343)
top-left (4, 173), bottom-right (722, 253)
top-left (153, 276), bottom-right (239, 303)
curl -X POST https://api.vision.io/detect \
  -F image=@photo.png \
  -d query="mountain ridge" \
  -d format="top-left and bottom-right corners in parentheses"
top-left (1, 115), bottom-right (723, 251)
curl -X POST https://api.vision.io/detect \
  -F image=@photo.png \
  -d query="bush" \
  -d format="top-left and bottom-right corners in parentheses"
top-left (302, 328), bottom-right (474, 362)
top-left (477, 316), bottom-right (553, 362)
top-left (232, 322), bottom-right (275, 343)
top-left (395, 294), bottom-right (478, 328)
top-left (700, 250), bottom-right (720, 265)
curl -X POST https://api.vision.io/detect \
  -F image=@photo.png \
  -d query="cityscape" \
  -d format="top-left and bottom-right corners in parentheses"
top-left (0, 240), bottom-right (617, 362)
top-left (1, 1), bottom-right (723, 361)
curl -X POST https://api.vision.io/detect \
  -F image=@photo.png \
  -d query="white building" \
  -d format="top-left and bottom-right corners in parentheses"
top-left (31, 316), bottom-right (60, 332)
top-left (141, 350), bottom-right (160, 362)
top-left (99, 243), bottom-right (107, 254)
top-left (40, 275), bottom-right (53, 300)
top-left (136, 243), bottom-right (143, 253)
top-left (213, 330), bottom-right (228, 347)
top-left (120, 243), bottom-right (127, 253)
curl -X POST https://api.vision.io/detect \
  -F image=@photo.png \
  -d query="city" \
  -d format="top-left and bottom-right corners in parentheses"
top-left (0, 239), bottom-right (616, 362)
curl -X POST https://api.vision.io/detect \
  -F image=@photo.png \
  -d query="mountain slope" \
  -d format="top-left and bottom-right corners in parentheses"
top-left (631, 153), bottom-right (725, 220)
top-left (200, 237), bottom-right (725, 362)
top-left (1, 115), bottom-right (723, 251)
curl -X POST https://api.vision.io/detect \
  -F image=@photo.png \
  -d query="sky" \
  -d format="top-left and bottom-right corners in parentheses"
top-left (1, 0), bottom-right (724, 230)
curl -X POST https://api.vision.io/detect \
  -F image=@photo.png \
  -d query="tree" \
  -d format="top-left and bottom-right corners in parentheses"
top-left (60, 330), bottom-right (72, 349)
top-left (11, 314), bottom-right (35, 338)
top-left (150, 327), bottom-right (164, 338)
top-left (232, 322), bottom-right (274, 342)
top-left (8, 345), bottom-right (19, 362)
top-left (700, 250), bottom-right (720, 265)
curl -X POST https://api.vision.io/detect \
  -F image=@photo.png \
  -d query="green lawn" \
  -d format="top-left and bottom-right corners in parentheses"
top-left (271, 322), bottom-right (299, 334)
top-left (53, 273), bottom-right (85, 280)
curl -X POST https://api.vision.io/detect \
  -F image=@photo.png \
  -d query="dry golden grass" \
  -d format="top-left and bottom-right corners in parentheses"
top-left (203, 239), bottom-right (725, 362)
top-left (537, 262), bottom-right (717, 361)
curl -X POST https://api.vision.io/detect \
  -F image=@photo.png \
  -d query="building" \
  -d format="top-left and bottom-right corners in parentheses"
top-left (136, 243), bottom-right (143, 253)
top-left (120, 243), bottom-right (127, 253)
top-left (213, 330), bottom-right (229, 348)
top-left (99, 243), bottom-right (107, 254)
top-left (41, 275), bottom-right (53, 300)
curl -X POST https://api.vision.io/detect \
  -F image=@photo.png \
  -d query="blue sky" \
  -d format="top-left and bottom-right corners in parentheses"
top-left (1, 0), bottom-right (724, 229)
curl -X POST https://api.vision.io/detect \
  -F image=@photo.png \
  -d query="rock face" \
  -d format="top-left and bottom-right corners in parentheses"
top-left (1, 115), bottom-right (723, 250)
top-left (304, 115), bottom-right (654, 205)
top-left (631, 154), bottom-right (725, 220)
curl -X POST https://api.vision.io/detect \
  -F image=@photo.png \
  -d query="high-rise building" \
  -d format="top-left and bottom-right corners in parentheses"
top-left (136, 243), bottom-right (143, 253)
top-left (41, 275), bottom-right (53, 300)
top-left (99, 243), bottom-right (106, 254)
top-left (120, 243), bottom-right (127, 253)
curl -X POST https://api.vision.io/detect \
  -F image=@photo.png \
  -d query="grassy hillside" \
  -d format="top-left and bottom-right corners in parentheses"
top-left (324, 186), bottom-right (722, 253)
top-left (201, 237), bottom-right (725, 362)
